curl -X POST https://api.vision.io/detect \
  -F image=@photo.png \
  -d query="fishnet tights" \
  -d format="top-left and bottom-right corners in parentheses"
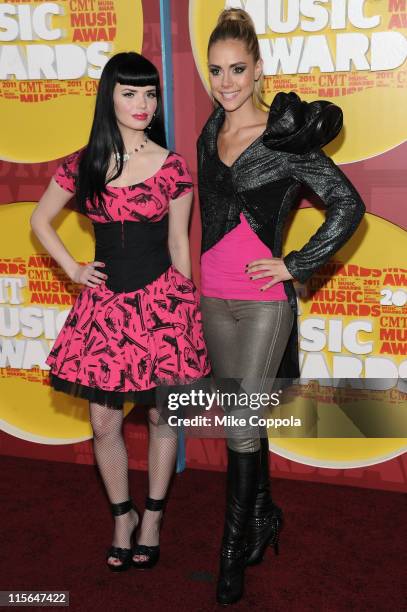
top-left (89, 402), bottom-right (177, 566)
top-left (133, 406), bottom-right (178, 561)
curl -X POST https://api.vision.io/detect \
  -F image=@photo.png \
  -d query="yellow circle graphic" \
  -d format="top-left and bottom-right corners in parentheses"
top-left (0, 0), bottom-right (143, 163)
top-left (268, 209), bottom-right (407, 467)
top-left (0, 201), bottom-right (125, 444)
top-left (189, 0), bottom-right (407, 164)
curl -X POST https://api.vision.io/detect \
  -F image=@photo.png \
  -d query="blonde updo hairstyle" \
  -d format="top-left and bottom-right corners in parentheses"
top-left (208, 8), bottom-right (268, 109)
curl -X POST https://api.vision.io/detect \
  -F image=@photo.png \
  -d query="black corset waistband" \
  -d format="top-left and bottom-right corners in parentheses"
top-left (94, 218), bottom-right (171, 293)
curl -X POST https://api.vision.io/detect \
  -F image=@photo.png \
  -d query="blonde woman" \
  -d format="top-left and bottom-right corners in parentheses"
top-left (198, 9), bottom-right (365, 605)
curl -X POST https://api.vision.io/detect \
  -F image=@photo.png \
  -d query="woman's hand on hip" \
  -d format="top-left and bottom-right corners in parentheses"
top-left (71, 261), bottom-right (107, 287)
top-left (246, 258), bottom-right (293, 291)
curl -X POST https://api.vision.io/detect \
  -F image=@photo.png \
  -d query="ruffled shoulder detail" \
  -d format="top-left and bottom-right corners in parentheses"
top-left (262, 92), bottom-right (343, 154)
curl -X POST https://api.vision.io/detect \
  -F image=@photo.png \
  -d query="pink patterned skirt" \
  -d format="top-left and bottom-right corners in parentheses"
top-left (46, 265), bottom-right (211, 407)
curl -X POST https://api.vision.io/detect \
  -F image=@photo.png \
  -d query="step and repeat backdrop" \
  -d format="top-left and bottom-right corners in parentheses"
top-left (1, 0), bottom-right (406, 491)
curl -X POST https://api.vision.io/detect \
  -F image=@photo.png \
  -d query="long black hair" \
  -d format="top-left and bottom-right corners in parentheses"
top-left (77, 52), bottom-right (167, 212)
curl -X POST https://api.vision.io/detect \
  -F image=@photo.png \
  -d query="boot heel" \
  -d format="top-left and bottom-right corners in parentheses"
top-left (245, 436), bottom-right (284, 567)
top-left (246, 508), bottom-right (282, 566)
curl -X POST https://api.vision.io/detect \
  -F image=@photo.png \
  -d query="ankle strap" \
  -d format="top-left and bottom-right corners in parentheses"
top-left (111, 499), bottom-right (133, 516)
top-left (145, 497), bottom-right (165, 511)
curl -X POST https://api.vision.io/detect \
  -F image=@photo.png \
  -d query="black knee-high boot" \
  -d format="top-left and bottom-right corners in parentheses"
top-left (216, 447), bottom-right (260, 605)
top-left (245, 436), bottom-right (283, 566)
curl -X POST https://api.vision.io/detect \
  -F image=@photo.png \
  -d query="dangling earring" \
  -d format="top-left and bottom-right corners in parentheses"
top-left (147, 112), bottom-right (156, 131)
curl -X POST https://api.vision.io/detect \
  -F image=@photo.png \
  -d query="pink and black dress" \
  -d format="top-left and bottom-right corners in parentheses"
top-left (46, 150), bottom-right (210, 407)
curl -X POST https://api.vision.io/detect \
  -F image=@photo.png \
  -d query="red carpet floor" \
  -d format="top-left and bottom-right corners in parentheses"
top-left (1, 455), bottom-right (406, 612)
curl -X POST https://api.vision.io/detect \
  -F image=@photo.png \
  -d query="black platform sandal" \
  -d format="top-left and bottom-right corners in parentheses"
top-left (106, 499), bottom-right (139, 573)
top-left (132, 497), bottom-right (165, 570)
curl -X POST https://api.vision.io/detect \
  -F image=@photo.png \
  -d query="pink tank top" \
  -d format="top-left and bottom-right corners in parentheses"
top-left (201, 213), bottom-right (287, 301)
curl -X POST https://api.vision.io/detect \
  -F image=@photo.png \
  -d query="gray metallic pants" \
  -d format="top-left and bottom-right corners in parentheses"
top-left (200, 297), bottom-right (294, 453)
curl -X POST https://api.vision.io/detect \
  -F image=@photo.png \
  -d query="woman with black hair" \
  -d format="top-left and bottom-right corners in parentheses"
top-left (31, 52), bottom-right (210, 572)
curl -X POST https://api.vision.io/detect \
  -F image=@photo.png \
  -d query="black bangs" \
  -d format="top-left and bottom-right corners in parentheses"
top-left (115, 53), bottom-right (159, 88)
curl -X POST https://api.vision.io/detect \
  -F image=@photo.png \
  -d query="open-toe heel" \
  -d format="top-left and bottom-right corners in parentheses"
top-left (106, 499), bottom-right (139, 573)
top-left (132, 497), bottom-right (164, 570)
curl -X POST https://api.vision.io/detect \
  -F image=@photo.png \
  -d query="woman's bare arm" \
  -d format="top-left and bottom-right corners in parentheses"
top-left (30, 179), bottom-right (107, 287)
top-left (168, 192), bottom-right (193, 279)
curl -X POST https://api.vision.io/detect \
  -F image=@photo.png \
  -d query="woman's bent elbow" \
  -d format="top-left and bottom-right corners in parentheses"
top-left (30, 211), bottom-right (38, 230)
top-left (30, 209), bottom-right (42, 233)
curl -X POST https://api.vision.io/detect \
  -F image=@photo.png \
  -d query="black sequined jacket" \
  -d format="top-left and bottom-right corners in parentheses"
top-left (197, 92), bottom-right (366, 380)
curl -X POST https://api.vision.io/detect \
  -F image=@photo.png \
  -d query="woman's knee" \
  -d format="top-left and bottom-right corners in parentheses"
top-left (147, 406), bottom-right (162, 427)
top-left (90, 404), bottom-right (122, 439)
